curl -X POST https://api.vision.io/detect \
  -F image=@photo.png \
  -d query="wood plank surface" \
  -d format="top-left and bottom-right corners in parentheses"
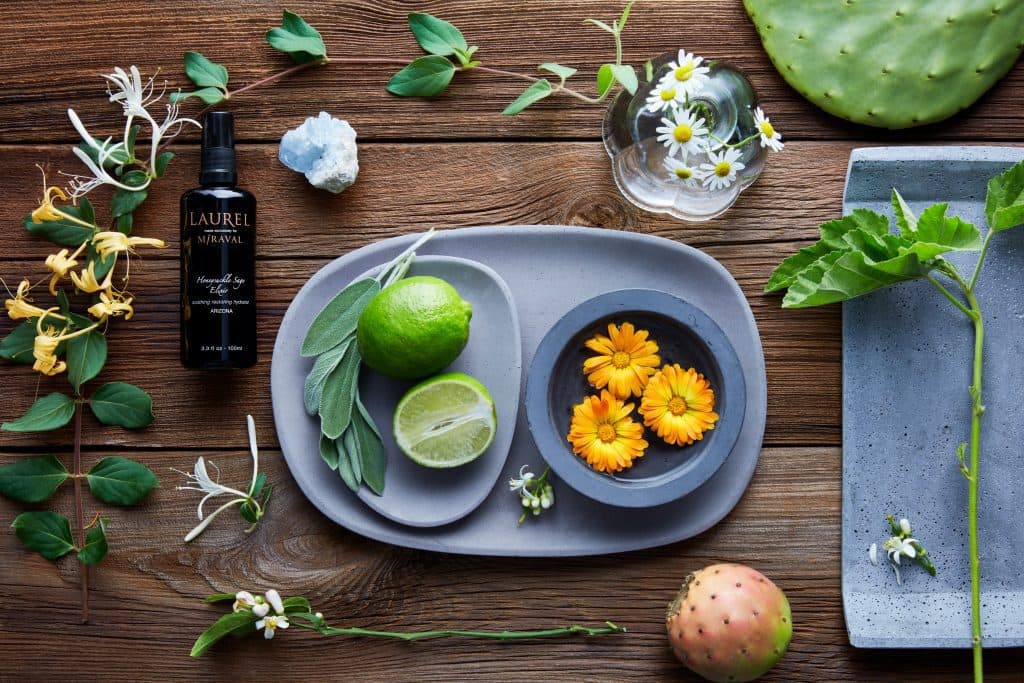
top-left (1, 0), bottom-right (1021, 680)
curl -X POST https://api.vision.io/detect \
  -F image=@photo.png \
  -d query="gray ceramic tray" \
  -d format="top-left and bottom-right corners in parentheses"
top-left (842, 147), bottom-right (1024, 647)
top-left (272, 226), bottom-right (767, 556)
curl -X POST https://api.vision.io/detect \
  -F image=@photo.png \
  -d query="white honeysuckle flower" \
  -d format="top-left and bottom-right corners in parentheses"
top-left (246, 414), bottom-right (260, 496)
top-left (899, 518), bottom-right (913, 535)
top-left (256, 614), bottom-right (290, 640)
top-left (655, 107), bottom-right (709, 159)
top-left (645, 82), bottom-right (685, 113)
top-left (66, 109), bottom-right (147, 199)
top-left (176, 456), bottom-right (249, 518)
top-left (658, 50), bottom-right (711, 97)
top-left (508, 465), bottom-right (535, 492)
top-left (662, 156), bottom-right (704, 187)
top-left (753, 107), bottom-right (784, 152)
top-left (868, 543), bottom-right (879, 566)
top-left (265, 589), bottom-right (285, 616)
top-left (233, 591), bottom-right (257, 613)
top-left (700, 147), bottom-right (745, 191)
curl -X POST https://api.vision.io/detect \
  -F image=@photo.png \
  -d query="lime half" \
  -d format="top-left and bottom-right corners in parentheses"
top-left (393, 372), bottom-right (497, 468)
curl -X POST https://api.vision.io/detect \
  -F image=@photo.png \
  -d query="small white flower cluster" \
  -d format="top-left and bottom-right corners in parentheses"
top-left (645, 49), bottom-right (783, 191)
top-left (234, 589), bottom-right (290, 639)
top-left (868, 516), bottom-right (935, 586)
top-left (509, 465), bottom-right (554, 522)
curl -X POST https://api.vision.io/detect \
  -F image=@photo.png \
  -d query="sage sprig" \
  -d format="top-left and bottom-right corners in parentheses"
top-left (302, 230), bottom-right (436, 496)
top-left (387, 4), bottom-right (638, 115)
top-left (767, 158), bottom-right (1024, 682)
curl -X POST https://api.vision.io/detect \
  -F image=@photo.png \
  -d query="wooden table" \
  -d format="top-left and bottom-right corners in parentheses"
top-left (1, 2), bottom-right (1020, 680)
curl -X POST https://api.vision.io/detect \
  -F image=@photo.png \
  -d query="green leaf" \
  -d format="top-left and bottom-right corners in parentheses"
top-left (352, 399), bottom-right (386, 496)
top-left (819, 209), bottom-right (890, 248)
top-left (250, 471), bottom-right (267, 498)
top-left (204, 593), bottom-right (237, 603)
top-left (619, 0), bottom-right (634, 29)
top-left (301, 278), bottom-right (380, 356)
top-left (596, 63), bottom-right (615, 98)
top-left (111, 189), bottom-right (147, 218)
top-left (86, 456), bottom-right (159, 505)
top-left (386, 56), bottom-right (457, 97)
top-left (78, 139), bottom-right (131, 170)
top-left (319, 433), bottom-right (339, 471)
top-left (408, 13), bottom-right (468, 56)
top-left (319, 344), bottom-right (361, 439)
top-left (782, 248), bottom-right (925, 308)
top-left (154, 152), bottom-right (174, 178)
top-left (502, 79), bottom-right (554, 116)
top-left (239, 500), bottom-right (259, 524)
top-left (765, 240), bottom-right (837, 293)
top-left (538, 63), bottom-right (577, 86)
top-left (124, 124), bottom-right (140, 161)
top-left (115, 213), bottom-right (133, 236)
top-left (169, 87), bottom-right (226, 105)
top-left (0, 455), bottom-right (69, 502)
top-left (183, 51), bottom-right (229, 90)
top-left (89, 382), bottom-right (154, 429)
top-left (609, 64), bottom-right (638, 94)
top-left (23, 197), bottom-right (96, 246)
top-left (66, 329), bottom-right (107, 393)
top-left (304, 339), bottom-right (351, 415)
top-left (584, 18), bottom-right (615, 33)
top-left (77, 518), bottom-right (108, 565)
top-left (2, 393), bottom-right (76, 432)
top-left (985, 159), bottom-right (1024, 231)
top-left (909, 203), bottom-right (982, 254)
top-left (266, 10), bottom-right (327, 63)
top-left (0, 320), bottom-right (39, 364)
top-left (86, 238), bottom-right (117, 277)
top-left (891, 189), bottom-right (918, 235)
top-left (337, 429), bottom-right (359, 492)
top-left (11, 511), bottom-right (74, 560)
top-left (644, 59), bottom-right (654, 82)
top-left (190, 610), bottom-right (259, 657)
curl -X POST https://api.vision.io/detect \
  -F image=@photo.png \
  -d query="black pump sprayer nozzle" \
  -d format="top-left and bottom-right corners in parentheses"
top-left (200, 111), bottom-right (237, 186)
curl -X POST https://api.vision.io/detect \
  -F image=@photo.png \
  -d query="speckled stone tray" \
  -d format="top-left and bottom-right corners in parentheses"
top-left (842, 147), bottom-right (1024, 648)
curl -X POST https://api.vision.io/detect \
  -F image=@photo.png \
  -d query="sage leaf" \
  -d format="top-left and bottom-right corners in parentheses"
top-left (154, 151), bottom-right (174, 178)
top-left (66, 329), bottom-right (107, 393)
top-left (86, 456), bottom-right (159, 505)
top-left (609, 64), bottom-right (638, 95)
top-left (89, 382), bottom-right (155, 429)
top-left (596, 63), bottom-right (615, 98)
top-left (985, 159), bottom-right (1024, 231)
top-left (408, 13), bottom-right (468, 56)
top-left (183, 51), bottom-right (229, 90)
top-left (319, 344), bottom-right (361, 439)
top-left (77, 518), bottom-right (108, 565)
top-left (891, 189), bottom-right (918, 235)
top-left (2, 393), bottom-right (76, 432)
top-left (319, 433), bottom-right (339, 471)
top-left (502, 79), bottom-right (554, 116)
top-left (0, 455), bottom-right (69, 503)
top-left (266, 10), bottom-right (327, 63)
top-left (190, 610), bottom-right (259, 657)
top-left (337, 429), bottom-right (359, 492)
top-left (356, 393), bottom-right (382, 439)
top-left (301, 278), bottom-right (379, 356)
top-left (304, 339), bottom-right (351, 414)
top-left (0, 320), bottom-right (39, 364)
top-left (538, 63), bottom-right (577, 86)
top-left (11, 511), bottom-right (74, 560)
top-left (23, 197), bottom-right (95, 246)
top-left (387, 56), bottom-right (457, 97)
top-left (352, 401), bottom-right (386, 496)
top-left (342, 426), bottom-right (362, 484)
top-left (169, 87), bottom-right (226, 106)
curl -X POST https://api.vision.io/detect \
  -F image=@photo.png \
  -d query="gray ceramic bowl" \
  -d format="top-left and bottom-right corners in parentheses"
top-left (525, 289), bottom-right (746, 508)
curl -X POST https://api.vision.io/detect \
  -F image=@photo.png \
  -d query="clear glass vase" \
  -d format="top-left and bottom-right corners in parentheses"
top-left (603, 53), bottom-right (769, 222)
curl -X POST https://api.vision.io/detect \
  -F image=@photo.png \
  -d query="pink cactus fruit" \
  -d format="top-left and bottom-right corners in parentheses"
top-left (666, 563), bottom-right (792, 682)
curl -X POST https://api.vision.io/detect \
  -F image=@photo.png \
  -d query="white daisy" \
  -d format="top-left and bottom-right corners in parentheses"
top-left (645, 82), bottom-right (685, 113)
top-left (658, 50), bottom-right (711, 97)
top-left (662, 156), bottom-right (704, 187)
top-left (655, 107), bottom-right (709, 158)
top-left (700, 147), bottom-right (745, 190)
top-left (753, 107), bottom-right (783, 151)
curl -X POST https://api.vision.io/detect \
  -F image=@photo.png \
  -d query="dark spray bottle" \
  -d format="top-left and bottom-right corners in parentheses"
top-left (180, 111), bottom-right (257, 368)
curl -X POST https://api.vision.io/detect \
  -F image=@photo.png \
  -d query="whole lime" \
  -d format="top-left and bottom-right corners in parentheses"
top-left (357, 276), bottom-right (472, 380)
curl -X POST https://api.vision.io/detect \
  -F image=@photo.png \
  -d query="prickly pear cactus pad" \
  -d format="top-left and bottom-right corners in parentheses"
top-left (743, 0), bottom-right (1024, 128)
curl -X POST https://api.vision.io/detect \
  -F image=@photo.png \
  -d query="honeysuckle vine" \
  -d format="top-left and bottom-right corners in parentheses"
top-left (192, 589), bottom-right (625, 656)
top-left (767, 159), bottom-right (1024, 683)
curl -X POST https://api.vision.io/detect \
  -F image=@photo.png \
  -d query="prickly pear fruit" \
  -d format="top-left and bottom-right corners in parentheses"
top-left (666, 563), bottom-right (791, 682)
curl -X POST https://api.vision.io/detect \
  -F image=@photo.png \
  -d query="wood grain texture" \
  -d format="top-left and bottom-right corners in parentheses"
top-left (0, 1), bottom-right (1022, 143)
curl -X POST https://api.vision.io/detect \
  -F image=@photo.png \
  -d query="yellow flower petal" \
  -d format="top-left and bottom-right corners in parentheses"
top-left (639, 364), bottom-right (719, 447)
top-left (583, 322), bottom-right (661, 398)
top-left (567, 390), bottom-right (648, 473)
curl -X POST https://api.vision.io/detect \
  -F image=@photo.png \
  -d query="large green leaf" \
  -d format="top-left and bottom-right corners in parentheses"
top-left (169, 87), bottom-right (226, 105)
top-left (891, 189), bottom-right (918, 235)
top-left (190, 610), bottom-right (259, 657)
top-left (609, 64), bottom-right (638, 95)
top-left (86, 456), bottom-right (159, 505)
top-left (782, 249), bottom-right (925, 308)
top-left (408, 13), bottom-right (468, 56)
top-left (23, 197), bottom-right (96, 246)
top-left (0, 455), bottom-right (69, 502)
top-left (319, 344), bottom-right (361, 439)
top-left (2, 393), bottom-right (76, 432)
top-left (386, 56), bottom-right (456, 97)
top-left (818, 209), bottom-right (890, 248)
top-left (911, 203), bottom-right (982, 252)
top-left (301, 278), bottom-right (379, 356)
top-left (77, 518), bottom-right (108, 565)
top-left (765, 240), bottom-right (835, 293)
top-left (89, 382), bottom-right (154, 429)
top-left (985, 159), bottom-right (1024, 231)
top-left (266, 10), bottom-right (327, 63)
top-left (183, 51), bottom-right (229, 89)
top-left (11, 511), bottom-right (74, 560)
top-left (0, 320), bottom-right (39, 364)
top-left (502, 80), bottom-right (554, 116)
top-left (66, 329), bottom-right (107, 393)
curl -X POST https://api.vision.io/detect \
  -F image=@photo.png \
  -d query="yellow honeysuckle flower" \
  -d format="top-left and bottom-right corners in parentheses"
top-left (70, 261), bottom-right (115, 294)
top-left (44, 241), bottom-right (89, 295)
top-left (4, 279), bottom-right (62, 321)
top-left (92, 231), bottom-right (166, 260)
top-left (30, 166), bottom-right (95, 228)
top-left (32, 324), bottom-right (66, 376)
top-left (88, 288), bottom-right (134, 321)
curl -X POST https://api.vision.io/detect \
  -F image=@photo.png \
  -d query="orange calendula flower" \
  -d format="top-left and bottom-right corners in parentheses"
top-left (583, 322), bottom-right (661, 399)
top-left (567, 390), bottom-right (648, 473)
top-left (639, 364), bottom-right (719, 446)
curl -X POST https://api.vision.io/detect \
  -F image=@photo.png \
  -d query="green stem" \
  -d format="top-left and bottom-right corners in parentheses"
top-left (970, 230), bottom-right (995, 291)
top-left (470, 65), bottom-right (600, 104)
top-left (963, 283), bottom-right (985, 683)
top-left (72, 400), bottom-right (89, 624)
top-left (926, 275), bottom-right (975, 319)
top-left (307, 621), bottom-right (625, 640)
